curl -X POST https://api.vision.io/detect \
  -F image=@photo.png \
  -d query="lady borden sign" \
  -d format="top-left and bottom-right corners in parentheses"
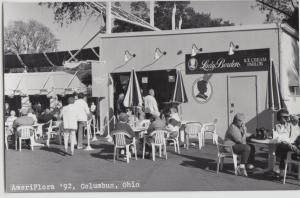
top-left (185, 48), bottom-right (270, 74)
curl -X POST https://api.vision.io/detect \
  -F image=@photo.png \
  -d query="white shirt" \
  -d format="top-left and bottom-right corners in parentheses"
top-left (27, 113), bottom-right (37, 124)
top-left (170, 113), bottom-right (181, 122)
top-left (144, 95), bottom-right (159, 114)
top-left (74, 99), bottom-right (90, 121)
top-left (274, 123), bottom-right (293, 143)
top-left (61, 104), bottom-right (79, 130)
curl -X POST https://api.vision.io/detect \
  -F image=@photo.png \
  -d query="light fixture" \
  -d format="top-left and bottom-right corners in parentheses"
top-left (228, 42), bottom-right (239, 55)
top-left (191, 44), bottom-right (202, 57)
top-left (124, 50), bottom-right (136, 62)
top-left (154, 48), bottom-right (167, 60)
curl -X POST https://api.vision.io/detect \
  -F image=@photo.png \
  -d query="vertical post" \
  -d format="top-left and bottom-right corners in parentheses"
top-left (106, 1), bottom-right (112, 34)
top-left (172, 3), bottom-right (176, 30)
top-left (150, 1), bottom-right (155, 27)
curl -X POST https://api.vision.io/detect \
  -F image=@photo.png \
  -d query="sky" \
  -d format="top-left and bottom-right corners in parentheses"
top-left (3, 0), bottom-right (267, 51)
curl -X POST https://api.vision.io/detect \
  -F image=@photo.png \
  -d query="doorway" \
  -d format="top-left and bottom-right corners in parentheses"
top-left (228, 75), bottom-right (258, 133)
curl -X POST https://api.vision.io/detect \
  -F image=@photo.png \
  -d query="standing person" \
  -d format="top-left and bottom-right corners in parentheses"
top-left (4, 103), bottom-right (10, 117)
top-left (61, 96), bottom-right (79, 156)
top-left (143, 89), bottom-right (159, 119)
top-left (116, 93), bottom-right (126, 116)
top-left (273, 110), bottom-right (300, 177)
top-left (74, 93), bottom-right (90, 149)
top-left (224, 113), bottom-right (255, 176)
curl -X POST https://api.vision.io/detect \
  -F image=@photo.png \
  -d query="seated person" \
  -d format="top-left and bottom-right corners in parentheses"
top-left (13, 108), bottom-right (35, 147)
top-left (112, 112), bottom-right (134, 145)
top-left (27, 108), bottom-right (38, 124)
top-left (273, 110), bottom-right (300, 177)
top-left (166, 118), bottom-right (181, 139)
top-left (144, 112), bottom-right (166, 156)
top-left (6, 110), bottom-right (17, 127)
top-left (38, 108), bottom-right (56, 132)
top-left (169, 107), bottom-right (181, 122)
top-left (224, 113), bottom-right (255, 176)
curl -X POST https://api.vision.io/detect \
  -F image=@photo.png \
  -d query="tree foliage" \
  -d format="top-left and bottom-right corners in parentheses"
top-left (4, 20), bottom-right (59, 54)
top-left (40, 1), bottom-right (234, 33)
top-left (255, 0), bottom-right (298, 30)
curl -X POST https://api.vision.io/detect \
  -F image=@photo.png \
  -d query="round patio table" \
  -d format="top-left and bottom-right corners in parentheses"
top-left (250, 138), bottom-right (279, 171)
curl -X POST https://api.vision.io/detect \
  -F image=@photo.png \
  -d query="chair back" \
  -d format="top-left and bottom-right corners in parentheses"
top-left (185, 122), bottom-right (202, 136)
top-left (215, 136), bottom-right (233, 155)
top-left (112, 131), bottom-right (130, 147)
top-left (17, 126), bottom-right (34, 138)
top-left (150, 130), bottom-right (168, 144)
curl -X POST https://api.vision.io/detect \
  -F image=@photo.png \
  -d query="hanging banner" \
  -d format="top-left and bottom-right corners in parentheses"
top-left (185, 48), bottom-right (270, 74)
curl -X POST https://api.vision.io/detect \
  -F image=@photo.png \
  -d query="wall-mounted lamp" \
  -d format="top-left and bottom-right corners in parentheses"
top-left (191, 44), bottom-right (202, 57)
top-left (124, 50), bottom-right (136, 62)
top-left (154, 48), bottom-right (167, 60)
top-left (228, 42), bottom-right (239, 55)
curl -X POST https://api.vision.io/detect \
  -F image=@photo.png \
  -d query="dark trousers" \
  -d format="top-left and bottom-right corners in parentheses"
top-left (275, 142), bottom-right (300, 169)
top-left (77, 121), bottom-right (86, 148)
top-left (232, 143), bottom-right (255, 164)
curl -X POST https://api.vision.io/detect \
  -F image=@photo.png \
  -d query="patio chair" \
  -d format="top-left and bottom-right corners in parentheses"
top-left (145, 130), bottom-right (169, 161)
top-left (283, 151), bottom-right (300, 184)
top-left (216, 138), bottom-right (239, 175)
top-left (46, 120), bottom-right (62, 147)
top-left (112, 132), bottom-right (137, 163)
top-left (15, 126), bottom-right (35, 151)
top-left (166, 127), bottom-right (181, 154)
top-left (184, 122), bottom-right (203, 150)
top-left (201, 119), bottom-right (218, 147)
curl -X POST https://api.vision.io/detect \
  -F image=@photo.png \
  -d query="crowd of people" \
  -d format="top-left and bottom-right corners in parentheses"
top-left (5, 93), bottom-right (95, 156)
top-left (4, 88), bottom-right (300, 181)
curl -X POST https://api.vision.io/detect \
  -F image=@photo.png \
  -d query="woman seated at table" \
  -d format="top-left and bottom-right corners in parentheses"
top-left (224, 113), bottom-right (255, 176)
top-left (273, 110), bottom-right (300, 177)
top-left (144, 112), bottom-right (166, 157)
top-left (112, 112), bottom-right (135, 145)
top-left (165, 107), bottom-right (181, 138)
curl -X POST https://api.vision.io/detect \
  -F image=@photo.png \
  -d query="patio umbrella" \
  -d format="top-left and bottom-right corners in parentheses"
top-left (170, 69), bottom-right (188, 122)
top-left (123, 69), bottom-right (143, 127)
top-left (268, 61), bottom-right (286, 127)
top-left (171, 69), bottom-right (188, 103)
top-left (123, 69), bottom-right (143, 108)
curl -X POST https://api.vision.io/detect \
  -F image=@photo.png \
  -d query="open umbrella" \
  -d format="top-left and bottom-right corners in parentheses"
top-left (123, 69), bottom-right (143, 108)
top-left (268, 61), bottom-right (286, 127)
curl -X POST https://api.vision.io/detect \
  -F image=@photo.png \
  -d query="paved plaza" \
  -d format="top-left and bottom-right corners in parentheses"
top-left (5, 137), bottom-right (300, 193)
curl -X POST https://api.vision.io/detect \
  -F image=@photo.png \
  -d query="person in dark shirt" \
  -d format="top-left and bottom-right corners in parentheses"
top-left (112, 112), bottom-right (134, 144)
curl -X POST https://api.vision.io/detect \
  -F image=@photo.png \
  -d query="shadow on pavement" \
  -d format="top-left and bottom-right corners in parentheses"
top-left (89, 143), bottom-right (114, 161)
top-left (40, 146), bottom-right (67, 156)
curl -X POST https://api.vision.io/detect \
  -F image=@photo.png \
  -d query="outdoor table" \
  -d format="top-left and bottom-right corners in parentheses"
top-left (250, 138), bottom-right (279, 171)
top-left (132, 127), bottom-right (148, 156)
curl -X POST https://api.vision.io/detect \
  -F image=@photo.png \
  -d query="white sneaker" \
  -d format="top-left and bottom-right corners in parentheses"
top-left (120, 149), bottom-right (125, 155)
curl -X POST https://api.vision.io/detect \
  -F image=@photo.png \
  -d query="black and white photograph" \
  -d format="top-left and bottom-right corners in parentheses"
top-left (2, 0), bottom-right (300, 194)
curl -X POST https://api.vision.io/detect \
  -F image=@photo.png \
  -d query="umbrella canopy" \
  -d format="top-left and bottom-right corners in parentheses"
top-left (171, 69), bottom-right (188, 103)
top-left (268, 61), bottom-right (286, 110)
top-left (123, 69), bottom-right (143, 107)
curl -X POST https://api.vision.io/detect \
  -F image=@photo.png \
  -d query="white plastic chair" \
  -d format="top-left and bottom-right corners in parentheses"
top-left (167, 127), bottom-right (181, 154)
top-left (16, 126), bottom-right (35, 151)
top-left (184, 122), bottom-right (203, 150)
top-left (216, 138), bottom-right (239, 175)
top-left (143, 130), bottom-right (168, 161)
top-left (202, 119), bottom-right (218, 147)
top-left (46, 120), bottom-right (62, 147)
top-left (283, 151), bottom-right (300, 184)
top-left (112, 132), bottom-right (137, 163)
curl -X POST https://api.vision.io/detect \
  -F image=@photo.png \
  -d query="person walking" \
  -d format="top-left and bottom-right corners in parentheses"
top-left (61, 96), bottom-right (79, 156)
top-left (74, 93), bottom-right (91, 149)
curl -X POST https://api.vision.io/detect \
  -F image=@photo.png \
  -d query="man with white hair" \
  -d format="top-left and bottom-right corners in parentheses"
top-left (143, 89), bottom-right (159, 119)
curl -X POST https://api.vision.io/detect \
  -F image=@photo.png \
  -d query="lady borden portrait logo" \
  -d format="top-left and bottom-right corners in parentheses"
top-left (192, 78), bottom-right (213, 104)
top-left (187, 57), bottom-right (198, 71)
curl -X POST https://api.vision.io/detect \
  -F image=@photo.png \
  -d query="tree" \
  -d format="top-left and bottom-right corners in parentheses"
top-left (4, 20), bottom-right (58, 54)
top-left (40, 1), bottom-right (234, 32)
top-left (255, 0), bottom-right (298, 30)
